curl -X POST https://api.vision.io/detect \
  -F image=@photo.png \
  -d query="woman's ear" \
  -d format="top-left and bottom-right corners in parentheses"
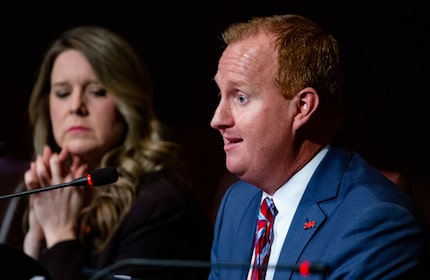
top-left (293, 87), bottom-right (319, 131)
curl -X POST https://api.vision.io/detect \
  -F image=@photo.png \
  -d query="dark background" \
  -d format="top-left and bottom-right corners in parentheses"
top-left (1, 1), bottom-right (428, 162)
top-left (0, 2), bottom-right (428, 217)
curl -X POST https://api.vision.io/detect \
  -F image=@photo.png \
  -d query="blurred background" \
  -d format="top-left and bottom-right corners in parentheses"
top-left (0, 1), bottom-right (428, 221)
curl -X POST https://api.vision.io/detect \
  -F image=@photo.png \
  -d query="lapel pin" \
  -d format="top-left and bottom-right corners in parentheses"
top-left (304, 220), bottom-right (316, 230)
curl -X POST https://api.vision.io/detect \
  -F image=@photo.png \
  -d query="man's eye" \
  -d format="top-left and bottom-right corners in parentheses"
top-left (238, 95), bottom-right (247, 103)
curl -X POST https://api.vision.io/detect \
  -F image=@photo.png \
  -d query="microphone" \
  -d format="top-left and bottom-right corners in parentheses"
top-left (87, 258), bottom-right (329, 280)
top-left (0, 167), bottom-right (118, 200)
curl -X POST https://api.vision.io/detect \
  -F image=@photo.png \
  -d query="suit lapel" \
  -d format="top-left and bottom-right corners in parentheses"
top-left (222, 182), bottom-right (262, 279)
top-left (236, 192), bottom-right (261, 259)
top-left (275, 193), bottom-right (326, 279)
top-left (273, 146), bottom-right (351, 279)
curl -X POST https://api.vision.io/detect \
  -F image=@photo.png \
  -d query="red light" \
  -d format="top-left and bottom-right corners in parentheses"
top-left (299, 260), bottom-right (310, 276)
top-left (87, 174), bottom-right (93, 186)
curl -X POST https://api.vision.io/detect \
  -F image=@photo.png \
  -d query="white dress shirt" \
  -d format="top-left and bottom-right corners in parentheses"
top-left (247, 145), bottom-right (329, 280)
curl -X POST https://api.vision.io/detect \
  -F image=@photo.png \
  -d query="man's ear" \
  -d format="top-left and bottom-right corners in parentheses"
top-left (293, 87), bottom-right (319, 131)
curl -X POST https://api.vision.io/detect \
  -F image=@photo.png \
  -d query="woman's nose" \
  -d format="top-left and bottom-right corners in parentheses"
top-left (69, 92), bottom-right (88, 115)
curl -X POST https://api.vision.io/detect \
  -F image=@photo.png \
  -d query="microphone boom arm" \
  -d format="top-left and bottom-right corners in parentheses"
top-left (0, 167), bottom-right (118, 200)
top-left (0, 180), bottom-right (86, 200)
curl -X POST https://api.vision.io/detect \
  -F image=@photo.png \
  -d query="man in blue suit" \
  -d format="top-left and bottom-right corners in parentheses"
top-left (208, 14), bottom-right (427, 279)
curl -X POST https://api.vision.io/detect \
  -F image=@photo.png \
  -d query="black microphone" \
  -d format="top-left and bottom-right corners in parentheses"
top-left (87, 258), bottom-right (329, 280)
top-left (0, 167), bottom-right (118, 200)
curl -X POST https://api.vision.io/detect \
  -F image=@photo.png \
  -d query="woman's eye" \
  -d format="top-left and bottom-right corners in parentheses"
top-left (91, 89), bottom-right (107, 97)
top-left (55, 91), bottom-right (70, 98)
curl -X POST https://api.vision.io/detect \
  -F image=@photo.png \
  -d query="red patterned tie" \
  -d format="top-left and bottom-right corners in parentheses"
top-left (251, 197), bottom-right (278, 280)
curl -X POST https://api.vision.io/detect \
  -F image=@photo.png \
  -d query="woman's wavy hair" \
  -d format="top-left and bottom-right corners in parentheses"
top-left (28, 26), bottom-right (183, 250)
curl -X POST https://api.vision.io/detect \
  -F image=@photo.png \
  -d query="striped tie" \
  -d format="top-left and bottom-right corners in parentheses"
top-left (251, 197), bottom-right (278, 280)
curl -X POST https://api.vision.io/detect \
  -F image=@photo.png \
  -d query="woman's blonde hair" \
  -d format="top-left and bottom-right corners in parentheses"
top-left (28, 26), bottom-right (183, 250)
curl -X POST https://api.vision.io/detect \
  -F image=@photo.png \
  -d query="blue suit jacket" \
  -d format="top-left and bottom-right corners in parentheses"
top-left (209, 145), bottom-right (425, 279)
